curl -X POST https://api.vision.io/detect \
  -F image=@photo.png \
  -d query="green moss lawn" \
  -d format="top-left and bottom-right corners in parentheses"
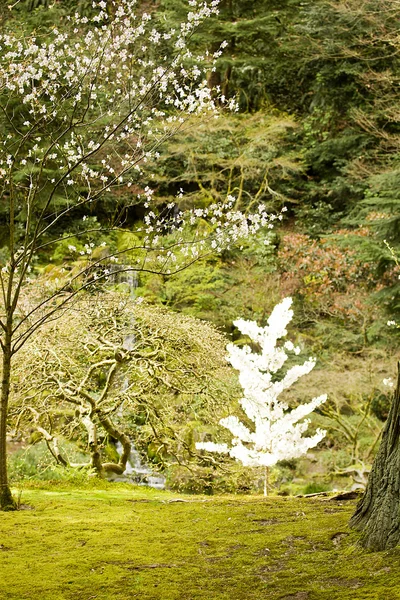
top-left (1, 483), bottom-right (399, 600)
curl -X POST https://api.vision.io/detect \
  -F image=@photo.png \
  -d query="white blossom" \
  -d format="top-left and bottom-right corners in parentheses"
top-left (383, 378), bottom-right (394, 388)
top-left (196, 298), bottom-right (327, 473)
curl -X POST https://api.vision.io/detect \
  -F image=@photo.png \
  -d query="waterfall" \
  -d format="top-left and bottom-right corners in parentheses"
top-left (118, 267), bottom-right (137, 350)
top-left (109, 441), bottom-right (166, 489)
top-left (106, 267), bottom-right (165, 489)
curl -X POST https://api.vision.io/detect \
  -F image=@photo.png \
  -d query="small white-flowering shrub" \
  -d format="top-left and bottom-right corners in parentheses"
top-left (197, 297), bottom-right (327, 494)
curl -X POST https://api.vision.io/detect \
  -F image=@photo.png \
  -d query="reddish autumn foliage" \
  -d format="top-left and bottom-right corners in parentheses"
top-left (278, 230), bottom-right (393, 322)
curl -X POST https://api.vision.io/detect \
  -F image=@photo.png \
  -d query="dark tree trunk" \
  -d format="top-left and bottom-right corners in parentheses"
top-left (349, 362), bottom-right (400, 550)
top-left (0, 341), bottom-right (15, 510)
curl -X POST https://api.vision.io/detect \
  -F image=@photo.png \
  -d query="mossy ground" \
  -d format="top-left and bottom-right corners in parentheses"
top-left (0, 483), bottom-right (399, 600)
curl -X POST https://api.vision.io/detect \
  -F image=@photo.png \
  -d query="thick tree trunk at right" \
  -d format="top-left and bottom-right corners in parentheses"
top-left (349, 363), bottom-right (400, 550)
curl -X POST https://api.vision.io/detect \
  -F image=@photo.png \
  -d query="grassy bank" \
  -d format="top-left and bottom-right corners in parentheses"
top-left (0, 483), bottom-right (399, 600)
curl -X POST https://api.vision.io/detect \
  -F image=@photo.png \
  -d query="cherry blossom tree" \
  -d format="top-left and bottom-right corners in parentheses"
top-left (197, 297), bottom-right (327, 496)
top-left (0, 0), bottom-right (279, 509)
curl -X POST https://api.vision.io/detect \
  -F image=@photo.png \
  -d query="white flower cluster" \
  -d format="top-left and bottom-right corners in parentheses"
top-left (0, 1), bottom-right (282, 292)
top-left (383, 378), bottom-right (394, 388)
top-left (387, 320), bottom-right (398, 328)
top-left (197, 298), bottom-right (327, 468)
top-left (129, 196), bottom-right (284, 275)
top-left (0, 1), bottom-right (224, 191)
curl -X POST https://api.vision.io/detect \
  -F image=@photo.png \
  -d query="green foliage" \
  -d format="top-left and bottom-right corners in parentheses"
top-left (370, 392), bottom-right (392, 422)
top-left (150, 0), bottom-right (400, 326)
top-left (143, 111), bottom-right (302, 212)
top-left (302, 482), bottom-right (330, 495)
top-left (137, 232), bottom-right (280, 329)
top-left (11, 294), bottom-right (240, 475)
top-left (18, 0), bottom-right (104, 19)
top-left (159, 0), bottom-right (303, 112)
top-left (8, 441), bottom-right (89, 483)
top-left (166, 462), bottom-right (256, 495)
top-left (292, 0), bottom-right (400, 232)
top-left (154, 0), bottom-right (400, 234)
top-left (342, 169), bottom-right (400, 315)
top-left (50, 235), bottom-right (85, 263)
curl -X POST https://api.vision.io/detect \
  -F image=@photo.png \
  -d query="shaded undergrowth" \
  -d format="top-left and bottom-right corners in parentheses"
top-left (0, 483), bottom-right (399, 599)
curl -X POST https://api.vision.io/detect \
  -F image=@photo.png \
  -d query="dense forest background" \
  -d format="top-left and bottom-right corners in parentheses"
top-left (3, 0), bottom-right (400, 494)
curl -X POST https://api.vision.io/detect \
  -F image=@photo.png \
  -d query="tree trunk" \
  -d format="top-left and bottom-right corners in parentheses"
top-left (81, 412), bottom-right (103, 475)
top-left (264, 466), bottom-right (269, 497)
top-left (349, 362), bottom-right (400, 550)
top-left (0, 342), bottom-right (15, 510)
top-left (98, 412), bottom-right (131, 475)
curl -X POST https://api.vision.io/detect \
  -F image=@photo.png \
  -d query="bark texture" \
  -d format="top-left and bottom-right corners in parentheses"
top-left (349, 362), bottom-right (400, 550)
top-left (0, 343), bottom-right (15, 510)
top-left (98, 412), bottom-right (131, 475)
top-left (81, 412), bottom-right (103, 474)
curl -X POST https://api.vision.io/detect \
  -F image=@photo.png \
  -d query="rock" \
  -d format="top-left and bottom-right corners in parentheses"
top-left (295, 491), bottom-right (328, 498)
top-left (331, 532), bottom-right (349, 546)
top-left (330, 491), bottom-right (362, 501)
